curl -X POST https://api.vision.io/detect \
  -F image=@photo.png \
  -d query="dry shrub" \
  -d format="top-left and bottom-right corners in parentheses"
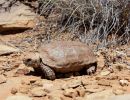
top-left (37, 0), bottom-right (130, 49)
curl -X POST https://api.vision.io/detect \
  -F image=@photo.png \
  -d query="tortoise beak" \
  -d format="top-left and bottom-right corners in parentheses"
top-left (23, 59), bottom-right (28, 66)
top-left (23, 59), bottom-right (30, 66)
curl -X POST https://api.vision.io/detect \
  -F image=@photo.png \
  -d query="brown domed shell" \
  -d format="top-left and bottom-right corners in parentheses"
top-left (38, 41), bottom-right (97, 73)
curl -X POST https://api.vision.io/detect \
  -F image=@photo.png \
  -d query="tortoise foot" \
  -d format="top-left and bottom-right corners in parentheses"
top-left (86, 66), bottom-right (96, 75)
top-left (46, 74), bottom-right (56, 80)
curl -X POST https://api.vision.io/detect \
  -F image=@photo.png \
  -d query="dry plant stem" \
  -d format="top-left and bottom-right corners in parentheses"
top-left (38, 0), bottom-right (130, 49)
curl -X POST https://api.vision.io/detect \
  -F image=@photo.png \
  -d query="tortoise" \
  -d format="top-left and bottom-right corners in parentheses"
top-left (23, 41), bottom-right (97, 80)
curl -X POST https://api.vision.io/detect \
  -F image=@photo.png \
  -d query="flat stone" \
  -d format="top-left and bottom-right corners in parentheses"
top-left (30, 87), bottom-right (46, 97)
top-left (75, 97), bottom-right (84, 100)
top-left (43, 83), bottom-right (55, 93)
top-left (63, 88), bottom-right (78, 98)
top-left (113, 89), bottom-right (125, 95)
top-left (97, 80), bottom-right (111, 86)
top-left (76, 87), bottom-right (86, 97)
top-left (6, 95), bottom-right (32, 100)
top-left (109, 94), bottom-right (130, 100)
top-left (21, 76), bottom-right (40, 85)
top-left (100, 70), bottom-right (111, 76)
top-left (85, 85), bottom-right (105, 93)
top-left (19, 85), bottom-right (30, 94)
top-left (62, 80), bottom-right (82, 89)
top-left (0, 2), bottom-right (36, 33)
top-left (48, 90), bottom-right (63, 100)
top-left (0, 44), bottom-right (20, 56)
top-left (84, 90), bottom-right (114, 100)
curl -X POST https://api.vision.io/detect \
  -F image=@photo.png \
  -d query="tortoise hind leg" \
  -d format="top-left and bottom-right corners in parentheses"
top-left (40, 63), bottom-right (56, 80)
top-left (86, 66), bottom-right (96, 75)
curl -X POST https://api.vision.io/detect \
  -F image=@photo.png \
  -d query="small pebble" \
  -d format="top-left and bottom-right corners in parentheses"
top-left (119, 80), bottom-right (129, 86)
top-left (11, 88), bottom-right (18, 94)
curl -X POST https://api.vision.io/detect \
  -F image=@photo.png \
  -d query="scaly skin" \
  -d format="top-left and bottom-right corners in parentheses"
top-left (40, 63), bottom-right (56, 80)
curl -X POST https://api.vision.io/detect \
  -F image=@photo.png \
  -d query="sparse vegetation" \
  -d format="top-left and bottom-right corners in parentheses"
top-left (1, 0), bottom-right (129, 49)
top-left (37, 0), bottom-right (130, 49)
top-left (1, 1), bottom-right (130, 100)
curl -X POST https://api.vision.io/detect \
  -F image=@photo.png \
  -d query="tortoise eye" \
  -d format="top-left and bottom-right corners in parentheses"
top-left (26, 59), bottom-right (32, 62)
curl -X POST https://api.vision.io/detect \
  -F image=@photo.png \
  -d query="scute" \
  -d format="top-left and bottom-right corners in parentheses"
top-left (38, 41), bottom-right (97, 73)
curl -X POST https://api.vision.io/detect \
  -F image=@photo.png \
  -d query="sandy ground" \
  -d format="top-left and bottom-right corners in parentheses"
top-left (0, 31), bottom-right (130, 100)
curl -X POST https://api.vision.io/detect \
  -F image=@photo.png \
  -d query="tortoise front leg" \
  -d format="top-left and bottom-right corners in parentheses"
top-left (40, 63), bottom-right (56, 80)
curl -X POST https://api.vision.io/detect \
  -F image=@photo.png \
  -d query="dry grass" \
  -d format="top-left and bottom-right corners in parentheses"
top-left (37, 0), bottom-right (130, 49)
top-left (1, 0), bottom-right (129, 49)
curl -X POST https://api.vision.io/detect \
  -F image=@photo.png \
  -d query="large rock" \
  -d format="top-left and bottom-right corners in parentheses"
top-left (0, 1), bottom-right (36, 33)
top-left (0, 44), bottom-right (20, 55)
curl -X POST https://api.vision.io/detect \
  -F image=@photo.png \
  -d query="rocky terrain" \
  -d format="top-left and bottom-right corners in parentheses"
top-left (0, 31), bottom-right (130, 100)
top-left (0, 0), bottom-right (130, 100)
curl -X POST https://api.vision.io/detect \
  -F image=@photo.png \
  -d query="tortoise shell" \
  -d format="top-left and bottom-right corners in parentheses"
top-left (38, 41), bottom-right (97, 73)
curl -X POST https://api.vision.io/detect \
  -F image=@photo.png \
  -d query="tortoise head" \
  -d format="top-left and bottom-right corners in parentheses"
top-left (23, 52), bottom-right (41, 68)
